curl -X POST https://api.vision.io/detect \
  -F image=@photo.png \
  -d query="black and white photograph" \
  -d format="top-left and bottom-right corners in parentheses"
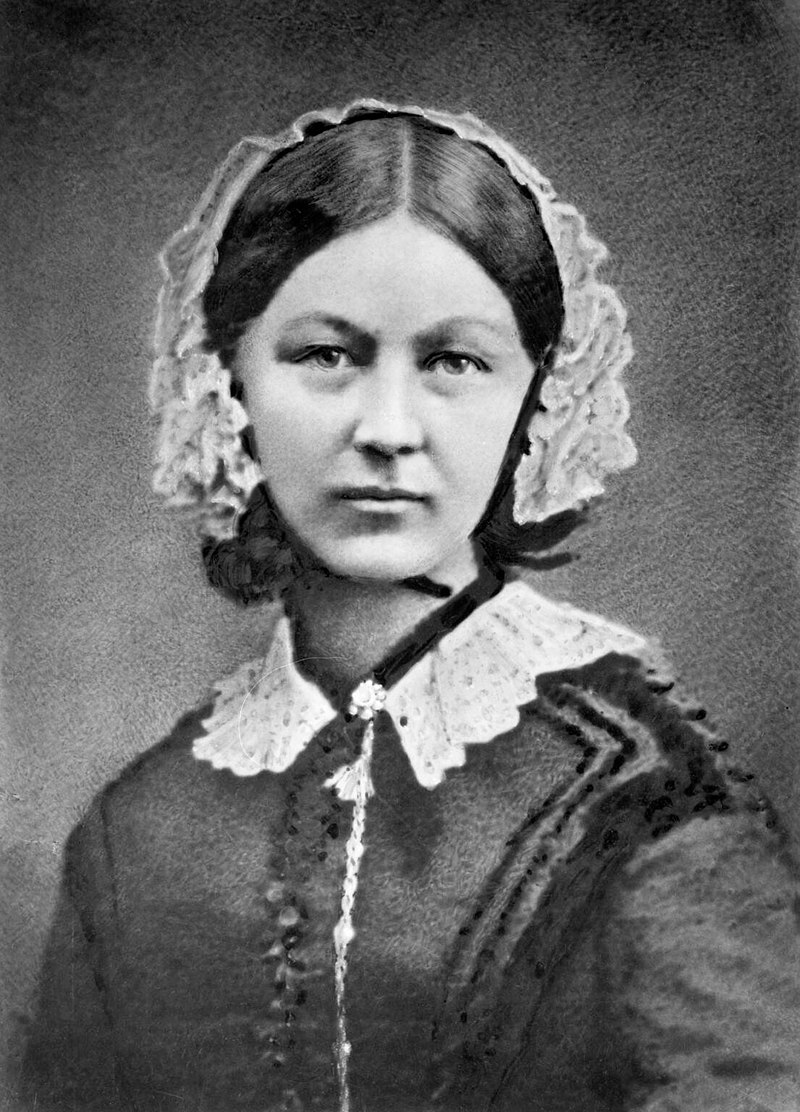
top-left (2, 2), bottom-right (800, 1110)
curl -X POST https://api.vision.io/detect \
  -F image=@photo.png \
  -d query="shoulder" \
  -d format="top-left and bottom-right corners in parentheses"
top-left (80, 611), bottom-right (284, 827)
top-left (493, 578), bottom-right (716, 771)
top-left (66, 690), bottom-right (277, 874)
top-left (520, 622), bottom-right (778, 862)
top-left (98, 699), bottom-right (217, 812)
top-left (617, 803), bottom-right (797, 905)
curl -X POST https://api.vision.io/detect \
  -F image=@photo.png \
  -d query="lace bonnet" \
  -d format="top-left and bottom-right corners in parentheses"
top-left (150, 97), bottom-right (637, 540)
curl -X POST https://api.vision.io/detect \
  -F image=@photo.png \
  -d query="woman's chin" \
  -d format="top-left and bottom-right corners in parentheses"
top-left (306, 536), bottom-right (478, 589)
top-left (318, 555), bottom-right (440, 585)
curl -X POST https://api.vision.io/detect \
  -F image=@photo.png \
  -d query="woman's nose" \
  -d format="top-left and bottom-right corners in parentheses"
top-left (351, 359), bottom-right (425, 458)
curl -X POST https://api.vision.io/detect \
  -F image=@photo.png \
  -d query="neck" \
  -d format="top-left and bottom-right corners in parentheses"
top-left (287, 545), bottom-right (483, 701)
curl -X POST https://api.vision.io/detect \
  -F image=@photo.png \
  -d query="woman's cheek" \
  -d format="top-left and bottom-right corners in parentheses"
top-left (463, 417), bottom-right (515, 495)
top-left (258, 406), bottom-right (315, 472)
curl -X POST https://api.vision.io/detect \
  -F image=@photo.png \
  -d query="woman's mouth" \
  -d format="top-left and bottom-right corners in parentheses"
top-left (334, 486), bottom-right (427, 511)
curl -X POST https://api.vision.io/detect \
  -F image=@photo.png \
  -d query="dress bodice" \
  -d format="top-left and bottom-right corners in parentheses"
top-left (16, 587), bottom-right (800, 1112)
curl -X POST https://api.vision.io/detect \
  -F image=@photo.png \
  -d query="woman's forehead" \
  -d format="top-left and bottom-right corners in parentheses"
top-left (254, 212), bottom-right (523, 342)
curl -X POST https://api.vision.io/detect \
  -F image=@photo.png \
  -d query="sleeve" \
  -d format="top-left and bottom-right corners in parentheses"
top-left (15, 807), bottom-right (125, 1111)
top-left (600, 809), bottom-right (800, 1112)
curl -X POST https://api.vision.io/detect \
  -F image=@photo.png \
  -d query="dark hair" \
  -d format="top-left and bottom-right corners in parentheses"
top-left (201, 111), bottom-right (575, 604)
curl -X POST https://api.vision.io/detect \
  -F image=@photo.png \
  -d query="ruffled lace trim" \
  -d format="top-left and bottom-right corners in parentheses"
top-left (150, 98), bottom-right (636, 539)
top-left (192, 580), bottom-right (651, 786)
top-left (193, 611), bottom-right (337, 775)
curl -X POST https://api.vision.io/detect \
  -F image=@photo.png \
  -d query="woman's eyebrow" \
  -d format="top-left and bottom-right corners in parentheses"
top-left (415, 316), bottom-right (517, 351)
top-left (278, 313), bottom-right (373, 348)
top-left (275, 313), bottom-right (517, 357)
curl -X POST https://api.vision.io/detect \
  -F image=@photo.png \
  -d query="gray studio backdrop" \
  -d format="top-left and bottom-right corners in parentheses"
top-left (2, 0), bottom-right (799, 1082)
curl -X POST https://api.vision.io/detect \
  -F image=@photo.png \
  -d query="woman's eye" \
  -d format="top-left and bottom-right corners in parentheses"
top-left (297, 346), bottom-right (352, 371)
top-left (426, 352), bottom-right (487, 376)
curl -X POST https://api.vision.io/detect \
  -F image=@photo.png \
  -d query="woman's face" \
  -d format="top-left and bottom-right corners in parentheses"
top-left (236, 212), bottom-right (538, 585)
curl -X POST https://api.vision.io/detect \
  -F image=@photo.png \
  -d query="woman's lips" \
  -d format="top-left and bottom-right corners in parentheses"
top-left (333, 486), bottom-right (428, 511)
top-left (336, 486), bottom-right (426, 502)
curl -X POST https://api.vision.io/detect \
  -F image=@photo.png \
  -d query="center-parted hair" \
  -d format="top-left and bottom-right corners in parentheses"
top-left (203, 112), bottom-right (563, 369)
top-left (201, 111), bottom-right (573, 604)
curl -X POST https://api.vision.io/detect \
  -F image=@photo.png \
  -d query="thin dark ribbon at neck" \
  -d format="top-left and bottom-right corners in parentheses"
top-left (367, 557), bottom-right (506, 699)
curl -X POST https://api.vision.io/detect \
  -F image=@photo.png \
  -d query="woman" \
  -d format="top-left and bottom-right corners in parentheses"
top-left (18, 100), bottom-right (800, 1112)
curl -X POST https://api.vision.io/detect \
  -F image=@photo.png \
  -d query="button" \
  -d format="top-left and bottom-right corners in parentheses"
top-left (278, 905), bottom-right (300, 927)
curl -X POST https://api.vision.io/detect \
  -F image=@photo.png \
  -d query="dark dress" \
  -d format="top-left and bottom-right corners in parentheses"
top-left (17, 646), bottom-right (800, 1112)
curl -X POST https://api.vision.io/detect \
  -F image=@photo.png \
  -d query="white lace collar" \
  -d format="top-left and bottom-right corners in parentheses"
top-left (193, 579), bottom-right (650, 788)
